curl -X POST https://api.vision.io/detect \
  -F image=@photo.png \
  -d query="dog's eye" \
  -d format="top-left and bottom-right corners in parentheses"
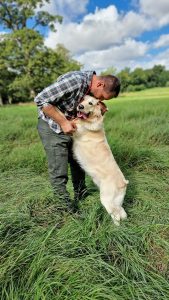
top-left (89, 102), bottom-right (93, 105)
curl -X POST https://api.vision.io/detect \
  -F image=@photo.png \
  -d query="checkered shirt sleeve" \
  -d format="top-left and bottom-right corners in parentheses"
top-left (34, 71), bottom-right (94, 133)
top-left (34, 72), bottom-right (83, 108)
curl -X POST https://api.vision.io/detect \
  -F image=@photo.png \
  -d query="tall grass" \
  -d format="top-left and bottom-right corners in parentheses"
top-left (0, 87), bottom-right (169, 299)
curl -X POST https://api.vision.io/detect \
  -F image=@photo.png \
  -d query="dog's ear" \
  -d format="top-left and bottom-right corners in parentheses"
top-left (99, 102), bottom-right (108, 115)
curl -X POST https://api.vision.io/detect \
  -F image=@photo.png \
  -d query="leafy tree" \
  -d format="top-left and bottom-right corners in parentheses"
top-left (130, 68), bottom-right (147, 86)
top-left (0, 34), bottom-right (16, 104)
top-left (1, 29), bottom-right (44, 102)
top-left (101, 66), bottom-right (117, 76)
top-left (117, 68), bottom-right (131, 92)
top-left (144, 65), bottom-right (167, 88)
top-left (25, 44), bottom-right (81, 97)
top-left (0, 0), bottom-right (62, 31)
top-left (0, 0), bottom-right (81, 104)
top-left (151, 65), bottom-right (166, 87)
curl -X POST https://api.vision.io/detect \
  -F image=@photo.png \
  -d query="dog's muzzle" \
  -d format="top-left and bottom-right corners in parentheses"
top-left (76, 103), bottom-right (90, 120)
top-left (77, 110), bottom-right (90, 120)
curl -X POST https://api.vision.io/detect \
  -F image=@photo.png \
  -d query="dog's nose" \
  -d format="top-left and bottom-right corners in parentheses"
top-left (78, 104), bottom-right (84, 110)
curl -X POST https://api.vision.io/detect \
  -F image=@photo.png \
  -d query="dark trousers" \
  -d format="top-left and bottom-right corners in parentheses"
top-left (37, 118), bottom-right (86, 202)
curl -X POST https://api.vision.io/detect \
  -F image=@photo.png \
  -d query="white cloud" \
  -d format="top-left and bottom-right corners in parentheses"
top-left (75, 39), bottom-right (149, 72)
top-left (45, 6), bottom-right (154, 54)
top-left (133, 48), bottom-right (169, 70)
top-left (152, 48), bottom-right (169, 69)
top-left (154, 34), bottom-right (169, 48)
top-left (83, 5), bottom-right (118, 23)
top-left (40, 0), bottom-right (89, 21)
top-left (43, 2), bottom-right (169, 72)
top-left (139, 0), bottom-right (169, 26)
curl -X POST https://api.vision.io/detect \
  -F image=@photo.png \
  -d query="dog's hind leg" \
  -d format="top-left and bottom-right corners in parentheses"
top-left (92, 177), bottom-right (101, 189)
top-left (100, 182), bottom-right (127, 225)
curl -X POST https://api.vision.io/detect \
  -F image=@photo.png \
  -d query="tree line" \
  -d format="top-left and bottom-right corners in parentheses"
top-left (0, 1), bottom-right (169, 105)
top-left (102, 65), bottom-right (169, 93)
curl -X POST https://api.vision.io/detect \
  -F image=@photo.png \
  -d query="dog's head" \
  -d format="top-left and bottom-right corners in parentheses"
top-left (77, 95), bottom-right (108, 120)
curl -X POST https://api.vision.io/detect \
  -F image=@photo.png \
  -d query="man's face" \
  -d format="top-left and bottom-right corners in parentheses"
top-left (91, 85), bottom-right (115, 101)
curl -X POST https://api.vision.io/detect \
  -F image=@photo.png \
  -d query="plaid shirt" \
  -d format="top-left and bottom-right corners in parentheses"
top-left (34, 70), bottom-right (95, 133)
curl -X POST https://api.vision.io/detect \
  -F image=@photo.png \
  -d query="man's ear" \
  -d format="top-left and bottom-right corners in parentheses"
top-left (97, 81), bottom-right (105, 87)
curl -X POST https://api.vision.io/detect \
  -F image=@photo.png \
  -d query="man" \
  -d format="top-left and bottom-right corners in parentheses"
top-left (34, 70), bottom-right (120, 210)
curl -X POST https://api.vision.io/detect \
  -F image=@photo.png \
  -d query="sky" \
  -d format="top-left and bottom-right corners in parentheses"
top-left (42, 0), bottom-right (169, 73)
top-left (1, 0), bottom-right (169, 73)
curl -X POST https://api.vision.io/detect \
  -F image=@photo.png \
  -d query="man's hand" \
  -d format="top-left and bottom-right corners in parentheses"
top-left (42, 105), bottom-right (77, 134)
top-left (60, 119), bottom-right (77, 134)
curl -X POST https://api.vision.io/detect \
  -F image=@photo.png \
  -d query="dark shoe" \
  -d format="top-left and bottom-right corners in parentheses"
top-left (53, 192), bottom-right (74, 213)
top-left (74, 188), bottom-right (90, 202)
top-left (72, 188), bottom-right (89, 212)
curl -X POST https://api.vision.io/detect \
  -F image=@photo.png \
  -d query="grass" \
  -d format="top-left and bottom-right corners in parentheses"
top-left (0, 87), bottom-right (169, 299)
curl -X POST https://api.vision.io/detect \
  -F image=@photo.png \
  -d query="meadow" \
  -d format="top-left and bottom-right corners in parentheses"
top-left (0, 87), bottom-right (169, 300)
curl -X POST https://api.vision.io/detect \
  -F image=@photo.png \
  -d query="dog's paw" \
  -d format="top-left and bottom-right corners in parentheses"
top-left (119, 207), bottom-right (127, 220)
top-left (111, 210), bottom-right (121, 226)
top-left (111, 214), bottom-right (120, 226)
top-left (111, 207), bottom-right (127, 225)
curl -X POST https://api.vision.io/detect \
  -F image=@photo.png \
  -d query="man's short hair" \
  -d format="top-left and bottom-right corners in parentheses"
top-left (100, 75), bottom-right (121, 97)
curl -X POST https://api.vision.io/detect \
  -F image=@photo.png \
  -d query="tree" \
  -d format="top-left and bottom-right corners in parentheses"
top-left (0, 61), bottom-right (16, 105)
top-left (117, 68), bottom-right (131, 92)
top-left (0, 0), bottom-right (62, 31)
top-left (117, 65), bottom-right (169, 92)
top-left (0, 33), bottom-right (17, 104)
top-left (130, 68), bottom-right (147, 86)
top-left (151, 65), bottom-right (166, 87)
top-left (100, 66), bottom-right (117, 76)
top-left (26, 44), bottom-right (81, 96)
top-left (0, 0), bottom-right (81, 104)
top-left (144, 65), bottom-right (167, 88)
top-left (0, 0), bottom-right (62, 103)
top-left (1, 29), bottom-right (44, 101)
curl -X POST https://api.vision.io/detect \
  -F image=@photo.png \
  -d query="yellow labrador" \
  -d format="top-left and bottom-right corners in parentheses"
top-left (73, 95), bottom-right (128, 225)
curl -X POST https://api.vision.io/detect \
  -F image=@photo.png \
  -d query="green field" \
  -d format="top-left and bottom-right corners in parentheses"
top-left (0, 87), bottom-right (169, 299)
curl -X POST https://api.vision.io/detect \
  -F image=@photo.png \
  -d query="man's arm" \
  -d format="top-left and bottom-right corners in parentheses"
top-left (42, 105), bottom-right (76, 134)
top-left (34, 73), bottom-right (82, 108)
top-left (34, 73), bottom-right (82, 134)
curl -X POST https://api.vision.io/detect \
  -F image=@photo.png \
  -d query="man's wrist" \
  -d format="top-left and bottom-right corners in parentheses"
top-left (59, 118), bottom-right (69, 126)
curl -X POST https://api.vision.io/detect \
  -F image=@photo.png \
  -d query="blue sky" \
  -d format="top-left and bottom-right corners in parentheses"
top-left (1, 0), bottom-right (169, 73)
top-left (87, 0), bottom-right (134, 17)
top-left (42, 0), bottom-right (169, 73)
